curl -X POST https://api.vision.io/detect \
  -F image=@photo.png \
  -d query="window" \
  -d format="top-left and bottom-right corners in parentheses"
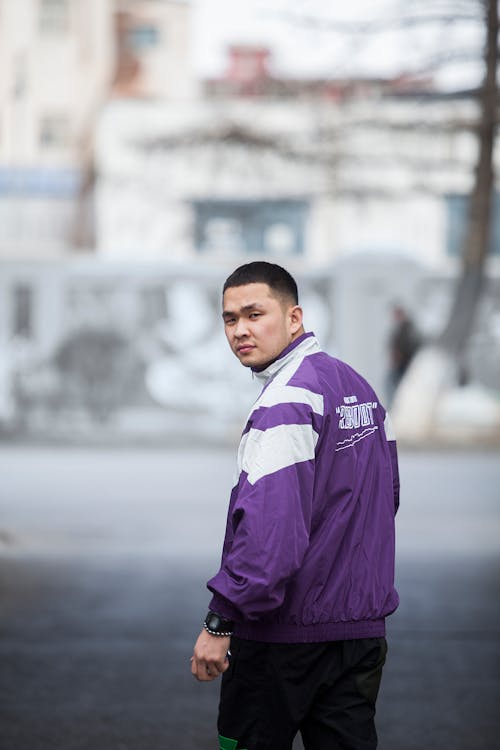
top-left (202, 217), bottom-right (244, 254)
top-left (11, 285), bottom-right (34, 339)
top-left (192, 200), bottom-right (309, 255)
top-left (39, 0), bottom-right (69, 33)
top-left (127, 24), bottom-right (161, 51)
top-left (0, 167), bottom-right (81, 197)
top-left (446, 193), bottom-right (500, 257)
top-left (39, 115), bottom-right (70, 149)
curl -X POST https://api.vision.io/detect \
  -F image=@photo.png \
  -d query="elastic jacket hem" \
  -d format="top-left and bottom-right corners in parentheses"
top-left (233, 617), bottom-right (386, 644)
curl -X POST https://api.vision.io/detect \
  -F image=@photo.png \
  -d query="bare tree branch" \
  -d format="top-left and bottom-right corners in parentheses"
top-left (273, 10), bottom-right (481, 36)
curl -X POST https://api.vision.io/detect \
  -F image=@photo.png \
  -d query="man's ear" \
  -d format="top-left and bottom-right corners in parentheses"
top-left (289, 305), bottom-right (304, 334)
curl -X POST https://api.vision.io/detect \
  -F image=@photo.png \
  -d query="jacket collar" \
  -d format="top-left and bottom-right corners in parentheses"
top-left (252, 332), bottom-right (320, 384)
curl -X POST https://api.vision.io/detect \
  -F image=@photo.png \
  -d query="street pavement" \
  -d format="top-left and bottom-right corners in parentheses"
top-left (0, 447), bottom-right (499, 750)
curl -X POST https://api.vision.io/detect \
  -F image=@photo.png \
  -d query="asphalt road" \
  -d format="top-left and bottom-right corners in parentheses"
top-left (0, 447), bottom-right (499, 750)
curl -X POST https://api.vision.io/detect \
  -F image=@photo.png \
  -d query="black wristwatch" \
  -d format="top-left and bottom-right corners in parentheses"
top-left (203, 611), bottom-right (234, 637)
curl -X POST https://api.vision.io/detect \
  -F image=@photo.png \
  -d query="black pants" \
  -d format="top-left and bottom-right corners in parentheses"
top-left (218, 636), bottom-right (387, 750)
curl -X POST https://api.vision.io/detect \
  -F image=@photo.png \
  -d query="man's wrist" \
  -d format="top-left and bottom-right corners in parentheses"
top-left (203, 611), bottom-right (234, 637)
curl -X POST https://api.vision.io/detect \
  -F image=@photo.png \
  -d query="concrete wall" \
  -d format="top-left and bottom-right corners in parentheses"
top-left (0, 257), bottom-right (498, 443)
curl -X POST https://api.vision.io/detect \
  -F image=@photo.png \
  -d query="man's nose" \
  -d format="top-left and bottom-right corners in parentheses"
top-left (234, 318), bottom-right (250, 337)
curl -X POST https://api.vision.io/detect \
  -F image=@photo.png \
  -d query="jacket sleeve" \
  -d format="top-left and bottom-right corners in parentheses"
top-left (207, 399), bottom-right (321, 621)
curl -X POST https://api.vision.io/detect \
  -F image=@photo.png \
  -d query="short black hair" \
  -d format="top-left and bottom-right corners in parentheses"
top-left (223, 261), bottom-right (299, 305)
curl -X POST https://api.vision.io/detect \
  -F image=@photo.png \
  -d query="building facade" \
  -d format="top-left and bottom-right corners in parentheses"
top-left (95, 70), bottom-right (500, 271)
top-left (0, 0), bottom-right (114, 255)
top-left (0, 0), bottom-right (194, 257)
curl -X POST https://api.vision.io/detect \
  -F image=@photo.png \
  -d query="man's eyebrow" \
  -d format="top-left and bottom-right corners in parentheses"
top-left (222, 302), bottom-right (266, 318)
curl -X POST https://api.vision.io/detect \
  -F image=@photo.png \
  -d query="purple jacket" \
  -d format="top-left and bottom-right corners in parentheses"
top-left (207, 332), bottom-right (399, 643)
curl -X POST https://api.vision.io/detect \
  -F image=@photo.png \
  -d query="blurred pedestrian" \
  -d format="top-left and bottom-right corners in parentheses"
top-left (191, 261), bottom-right (400, 750)
top-left (387, 303), bottom-right (422, 405)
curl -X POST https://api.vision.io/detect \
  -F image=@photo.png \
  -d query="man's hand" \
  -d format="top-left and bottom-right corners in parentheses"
top-left (190, 629), bottom-right (231, 682)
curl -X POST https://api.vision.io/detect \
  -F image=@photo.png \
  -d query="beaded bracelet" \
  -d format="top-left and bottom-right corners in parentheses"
top-left (203, 622), bottom-right (234, 637)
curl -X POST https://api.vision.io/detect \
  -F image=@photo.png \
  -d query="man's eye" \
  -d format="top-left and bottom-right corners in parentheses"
top-left (249, 313), bottom-right (261, 319)
top-left (225, 318), bottom-right (236, 325)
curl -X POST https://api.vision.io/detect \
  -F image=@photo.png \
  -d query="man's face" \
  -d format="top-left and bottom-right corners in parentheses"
top-left (222, 282), bottom-right (303, 369)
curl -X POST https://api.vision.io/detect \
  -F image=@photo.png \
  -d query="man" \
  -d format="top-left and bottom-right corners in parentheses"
top-left (191, 262), bottom-right (399, 750)
top-left (387, 303), bottom-right (422, 405)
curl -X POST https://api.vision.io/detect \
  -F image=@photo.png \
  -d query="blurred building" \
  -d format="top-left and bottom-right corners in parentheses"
top-left (112, 0), bottom-right (195, 100)
top-left (0, 0), bottom-right (194, 258)
top-left (204, 44), bottom-right (432, 101)
top-left (95, 45), bottom-right (500, 270)
top-left (2, 7), bottom-right (499, 269)
top-left (96, 95), bottom-right (328, 264)
top-left (0, 0), bottom-right (112, 255)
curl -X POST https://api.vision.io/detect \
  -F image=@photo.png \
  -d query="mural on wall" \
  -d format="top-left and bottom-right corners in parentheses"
top-left (1, 267), bottom-right (335, 442)
top-left (1, 260), bottom-right (498, 443)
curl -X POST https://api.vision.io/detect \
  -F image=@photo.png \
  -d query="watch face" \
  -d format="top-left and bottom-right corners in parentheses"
top-left (207, 614), bottom-right (220, 630)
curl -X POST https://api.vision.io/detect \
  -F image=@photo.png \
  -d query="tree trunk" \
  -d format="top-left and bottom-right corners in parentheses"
top-left (392, 0), bottom-right (499, 443)
top-left (440, 0), bottom-right (498, 356)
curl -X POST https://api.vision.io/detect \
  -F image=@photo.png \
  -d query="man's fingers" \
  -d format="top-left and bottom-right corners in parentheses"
top-left (190, 656), bottom-right (211, 680)
top-left (191, 652), bottom-right (230, 679)
top-left (204, 659), bottom-right (223, 678)
top-left (191, 629), bottom-right (231, 680)
top-left (195, 666), bottom-right (212, 681)
top-left (191, 657), bottom-right (220, 681)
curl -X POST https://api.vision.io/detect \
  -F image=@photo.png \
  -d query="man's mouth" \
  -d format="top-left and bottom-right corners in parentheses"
top-left (237, 345), bottom-right (255, 354)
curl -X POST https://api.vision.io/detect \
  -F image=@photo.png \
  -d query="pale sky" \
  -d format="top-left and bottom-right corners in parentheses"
top-left (192, 0), bottom-right (485, 90)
